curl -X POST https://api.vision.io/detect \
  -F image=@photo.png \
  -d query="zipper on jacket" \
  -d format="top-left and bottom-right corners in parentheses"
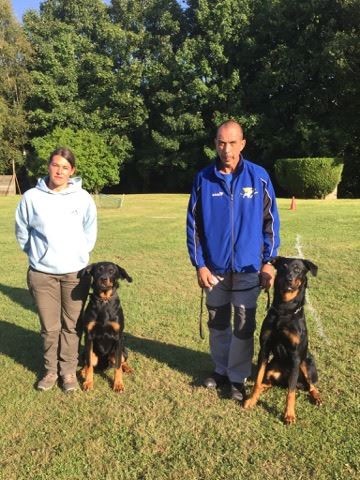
top-left (231, 192), bottom-right (235, 271)
top-left (218, 174), bottom-right (235, 272)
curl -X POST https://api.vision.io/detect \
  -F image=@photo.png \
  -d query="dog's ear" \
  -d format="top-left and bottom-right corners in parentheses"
top-left (116, 265), bottom-right (133, 283)
top-left (82, 263), bottom-right (95, 276)
top-left (303, 260), bottom-right (318, 277)
top-left (271, 256), bottom-right (283, 269)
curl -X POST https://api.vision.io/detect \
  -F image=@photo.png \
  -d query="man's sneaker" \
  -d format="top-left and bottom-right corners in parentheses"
top-left (62, 374), bottom-right (79, 393)
top-left (203, 372), bottom-right (229, 389)
top-left (37, 372), bottom-right (58, 391)
top-left (231, 382), bottom-right (247, 404)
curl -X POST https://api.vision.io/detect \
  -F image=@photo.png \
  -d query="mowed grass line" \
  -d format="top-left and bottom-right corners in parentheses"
top-left (0, 195), bottom-right (359, 480)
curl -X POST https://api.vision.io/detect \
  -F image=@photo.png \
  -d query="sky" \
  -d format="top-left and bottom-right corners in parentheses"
top-left (11, 0), bottom-right (41, 22)
top-left (11, 0), bottom-right (113, 22)
top-left (11, 0), bottom-right (186, 22)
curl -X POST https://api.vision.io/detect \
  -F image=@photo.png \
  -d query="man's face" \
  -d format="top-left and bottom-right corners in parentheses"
top-left (215, 123), bottom-right (246, 172)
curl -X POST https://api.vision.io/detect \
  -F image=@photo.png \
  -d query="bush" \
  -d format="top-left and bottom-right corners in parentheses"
top-left (30, 127), bottom-right (131, 193)
top-left (274, 157), bottom-right (344, 199)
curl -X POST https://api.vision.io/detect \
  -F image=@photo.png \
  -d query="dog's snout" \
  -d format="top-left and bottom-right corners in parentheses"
top-left (286, 272), bottom-right (295, 282)
top-left (98, 275), bottom-right (113, 287)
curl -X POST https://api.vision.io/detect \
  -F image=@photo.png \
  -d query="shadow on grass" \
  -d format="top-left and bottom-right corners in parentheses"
top-left (0, 283), bottom-right (36, 312)
top-left (0, 318), bottom-right (213, 383)
top-left (0, 283), bottom-right (41, 375)
top-left (0, 319), bottom-right (264, 402)
top-left (0, 280), bottom-right (254, 389)
top-left (125, 333), bottom-right (212, 385)
top-left (0, 320), bottom-right (42, 374)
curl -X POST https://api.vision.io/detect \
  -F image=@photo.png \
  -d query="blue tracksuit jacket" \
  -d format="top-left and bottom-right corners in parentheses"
top-left (186, 157), bottom-right (280, 274)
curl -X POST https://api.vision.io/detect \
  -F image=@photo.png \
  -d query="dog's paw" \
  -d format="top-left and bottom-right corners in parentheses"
top-left (284, 412), bottom-right (296, 425)
top-left (82, 380), bottom-right (94, 391)
top-left (309, 388), bottom-right (322, 406)
top-left (312, 393), bottom-right (323, 406)
top-left (121, 362), bottom-right (133, 374)
top-left (113, 382), bottom-right (125, 393)
top-left (243, 397), bottom-right (256, 409)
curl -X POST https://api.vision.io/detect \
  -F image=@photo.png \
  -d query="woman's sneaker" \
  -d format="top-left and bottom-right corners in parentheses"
top-left (37, 372), bottom-right (58, 391)
top-left (62, 373), bottom-right (79, 393)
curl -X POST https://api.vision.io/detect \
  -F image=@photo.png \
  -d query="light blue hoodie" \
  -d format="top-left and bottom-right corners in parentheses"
top-left (15, 177), bottom-right (97, 274)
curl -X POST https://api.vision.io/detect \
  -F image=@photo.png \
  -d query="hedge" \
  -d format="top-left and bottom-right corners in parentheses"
top-left (274, 157), bottom-right (344, 199)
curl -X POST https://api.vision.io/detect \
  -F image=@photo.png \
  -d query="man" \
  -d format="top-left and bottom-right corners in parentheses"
top-left (186, 119), bottom-right (280, 403)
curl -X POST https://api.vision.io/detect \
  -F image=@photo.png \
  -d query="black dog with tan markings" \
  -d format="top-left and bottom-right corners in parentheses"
top-left (81, 262), bottom-right (133, 392)
top-left (244, 256), bottom-right (322, 424)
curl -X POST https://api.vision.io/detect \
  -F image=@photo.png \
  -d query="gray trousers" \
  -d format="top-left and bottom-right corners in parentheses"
top-left (206, 272), bottom-right (260, 384)
top-left (27, 268), bottom-right (91, 377)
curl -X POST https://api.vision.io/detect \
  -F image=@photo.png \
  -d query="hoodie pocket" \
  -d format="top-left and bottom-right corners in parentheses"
top-left (30, 230), bottom-right (49, 262)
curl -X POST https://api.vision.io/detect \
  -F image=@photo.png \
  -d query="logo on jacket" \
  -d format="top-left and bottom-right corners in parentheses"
top-left (212, 192), bottom-right (224, 197)
top-left (241, 187), bottom-right (258, 198)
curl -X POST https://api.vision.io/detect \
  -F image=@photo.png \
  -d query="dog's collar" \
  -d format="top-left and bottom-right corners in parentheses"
top-left (270, 303), bottom-right (304, 316)
top-left (91, 290), bottom-right (115, 303)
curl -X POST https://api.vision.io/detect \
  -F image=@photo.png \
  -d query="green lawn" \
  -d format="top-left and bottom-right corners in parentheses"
top-left (0, 195), bottom-right (359, 480)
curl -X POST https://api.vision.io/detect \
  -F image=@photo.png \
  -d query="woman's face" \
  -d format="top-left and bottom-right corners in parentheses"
top-left (47, 155), bottom-right (75, 191)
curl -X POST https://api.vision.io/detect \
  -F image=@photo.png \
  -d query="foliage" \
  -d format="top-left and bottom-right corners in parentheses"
top-left (31, 127), bottom-right (126, 193)
top-left (2, 0), bottom-right (358, 195)
top-left (0, 0), bottom-right (33, 173)
top-left (23, 0), bottom-right (140, 148)
top-left (339, 155), bottom-right (360, 198)
top-left (275, 157), bottom-right (344, 199)
top-left (109, 0), bottom-right (193, 192)
top-left (1, 195), bottom-right (360, 479)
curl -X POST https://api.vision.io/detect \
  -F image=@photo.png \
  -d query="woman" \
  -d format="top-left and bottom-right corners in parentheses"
top-left (15, 147), bottom-right (97, 392)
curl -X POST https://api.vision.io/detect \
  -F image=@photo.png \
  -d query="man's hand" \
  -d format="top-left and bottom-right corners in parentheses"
top-left (259, 263), bottom-right (275, 291)
top-left (197, 266), bottom-right (215, 289)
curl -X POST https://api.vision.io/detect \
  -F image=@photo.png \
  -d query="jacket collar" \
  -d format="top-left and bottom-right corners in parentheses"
top-left (213, 155), bottom-right (245, 179)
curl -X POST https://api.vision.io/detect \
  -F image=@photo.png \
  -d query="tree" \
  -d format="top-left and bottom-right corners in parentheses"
top-left (30, 127), bottom-right (121, 193)
top-left (24, 0), bottom-right (110, 135)
top-left (108, 0), bottom-right (190, 191)
top-left (17, 0), bottom-right (360, 195)
top-left (23, 0), bottom-right (135, 164)
top-left (241, 0), bottom-right (360, 184)
top-left (0, 0), bottom-right (32, 174)
top-left (115, 0), bottom-right (254, 191)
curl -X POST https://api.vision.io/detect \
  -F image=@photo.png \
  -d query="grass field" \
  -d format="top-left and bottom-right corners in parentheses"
top-left (0, 195), bottom-right (359, 480)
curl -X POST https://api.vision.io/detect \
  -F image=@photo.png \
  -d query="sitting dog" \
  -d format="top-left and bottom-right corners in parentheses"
top-left (244, 256), bottom-right (322, 424)
top-left (81, 262), bottom-right (133, 392)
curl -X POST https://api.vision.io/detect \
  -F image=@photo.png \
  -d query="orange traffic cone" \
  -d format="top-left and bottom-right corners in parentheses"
top-left (289, 196), bottom-right (296, 210)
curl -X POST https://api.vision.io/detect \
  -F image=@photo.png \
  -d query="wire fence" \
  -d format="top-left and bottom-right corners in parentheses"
top-left (94, 194), bottom-right (125, 209)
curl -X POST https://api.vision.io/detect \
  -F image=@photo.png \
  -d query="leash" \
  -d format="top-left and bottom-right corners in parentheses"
top-left (199, 288), bottom-right (206, 339)
top-left (198, 284), bottom-right (271, 340)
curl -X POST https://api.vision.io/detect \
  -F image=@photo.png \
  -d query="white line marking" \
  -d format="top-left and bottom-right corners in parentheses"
top-left (295, 234), bottom-right (304, 258)
top-left (295, 234), bottom-right (330, 344)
